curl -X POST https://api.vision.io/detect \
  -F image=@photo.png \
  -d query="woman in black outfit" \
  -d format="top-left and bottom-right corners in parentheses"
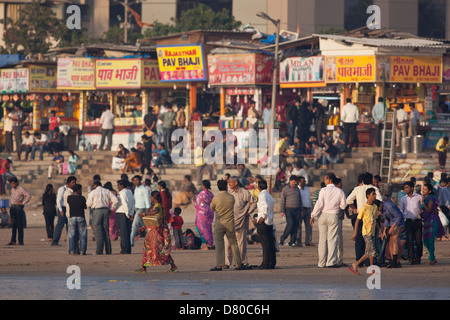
top-left (42, 184), bottom-right (57, 242)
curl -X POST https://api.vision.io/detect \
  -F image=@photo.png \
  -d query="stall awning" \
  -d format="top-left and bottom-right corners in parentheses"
top-left (280, 82), bottom-right (327, 89)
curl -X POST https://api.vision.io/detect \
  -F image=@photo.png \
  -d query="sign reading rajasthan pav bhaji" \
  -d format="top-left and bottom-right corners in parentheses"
top-left (156, 44), bottom-right (206, 82)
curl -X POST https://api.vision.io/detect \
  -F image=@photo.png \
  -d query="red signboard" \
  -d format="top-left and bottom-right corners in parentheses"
top-left (208, 54), bottom-right (273, 85)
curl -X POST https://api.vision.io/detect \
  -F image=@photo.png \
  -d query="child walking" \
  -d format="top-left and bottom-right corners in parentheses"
top-left (349, 188), bottom-right (381, 275)
top-left (171, 207), bottom-right (184, 249)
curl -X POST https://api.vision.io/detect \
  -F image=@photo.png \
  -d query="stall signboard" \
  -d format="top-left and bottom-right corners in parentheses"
top-left (443, 56), bottom-right (450, 82)
top-left (141, 60), bottom-right (172, 88)
top-left (96, 59), bottom-right (141, 89)
top-left (325, 56), bottom-right (376, 83)
top-left (388, 56), bottom-right (442, 83)
top-left (280, 56), bottom-right (325, 85)
top-left (96, 59), bottom-right (171, 89)
top-left (0, 68), bottom-right (28, 93)
top-left (57, 57), bottom-right (96, 89)
top-left (208, 54), bottom-right (273, 85)
top-left (156, 44), bottom-right (206, 82)
top-left (29, 65), bottom-right (59, 92)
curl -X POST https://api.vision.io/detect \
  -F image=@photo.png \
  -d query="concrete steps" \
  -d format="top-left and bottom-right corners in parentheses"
top-left (2, 145), bottom-right (382, 202)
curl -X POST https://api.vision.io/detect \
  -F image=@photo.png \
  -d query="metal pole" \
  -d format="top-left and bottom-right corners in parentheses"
top-left (124, 0), bottom-right (128, 43)
top-left (268, 20), bottom-right (280, 193)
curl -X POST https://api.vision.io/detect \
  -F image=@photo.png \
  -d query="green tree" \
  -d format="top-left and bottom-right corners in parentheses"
top-left (144, 3), bottom-right (241, 39)
top-left (101, 25), bottom-right (144, 44)
top-left (0, 0), bottom-right (66, 56)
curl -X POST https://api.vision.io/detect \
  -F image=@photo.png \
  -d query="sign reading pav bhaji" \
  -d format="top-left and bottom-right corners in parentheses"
top-left (0, 68), bottom-right (29, 93)
top-left (156, 44), bottom-right (206, 82)
top-left (57, 57), bottom-right (96, 89)
top-left (96, 59), bottom-right (141, 89)
top-left (389, 56), bottom-right (442, 83)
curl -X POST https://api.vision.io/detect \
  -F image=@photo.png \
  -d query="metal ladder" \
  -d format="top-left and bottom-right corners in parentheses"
top-left (380, 110), bottom-right (396, 183)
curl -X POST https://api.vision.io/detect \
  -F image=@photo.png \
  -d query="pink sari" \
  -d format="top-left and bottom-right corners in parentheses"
top-left (109, 192), bottom-right (119, 240)
top-left (194, 189), bottom-right (215, 247)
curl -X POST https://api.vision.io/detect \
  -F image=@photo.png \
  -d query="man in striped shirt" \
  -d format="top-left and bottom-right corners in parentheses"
top-left (279, 175), bottom-right (303, 247)
top-left (8, 177), bottom-right (31, 245)
top-left (87, 180), bottom-right (118, 255)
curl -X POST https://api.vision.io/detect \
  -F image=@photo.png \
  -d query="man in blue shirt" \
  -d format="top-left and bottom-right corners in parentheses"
top-left (48, 151), bottom-right (64, 178)
top-left (130, 175), bottom-right (150, 247)
top-left (380, 183), bottom-right (405, 268)
top-left (262, 101), bottom-right (272, 131)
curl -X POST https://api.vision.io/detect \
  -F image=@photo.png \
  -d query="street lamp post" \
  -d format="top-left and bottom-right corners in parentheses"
top-left (113, 0), bottom-right (141, 43)
top-left (257, 12), bottom-right (280, 192)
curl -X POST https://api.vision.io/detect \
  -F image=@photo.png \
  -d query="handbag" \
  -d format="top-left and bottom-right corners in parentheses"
top-left (142, 208), bottom-right (162, 227)
top-left (142, 215), bottom-right (161, 227)
top-left (309, 119), bottom-right (316, 132)
top-left (438, 208), bottom-right (449, 227)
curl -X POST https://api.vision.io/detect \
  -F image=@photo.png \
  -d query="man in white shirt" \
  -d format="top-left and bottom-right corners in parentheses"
top-left (253, 180), bottom-right (276, 269)
top-left (130, 175), bottom-right (151, 247)
top-left (297, 175), bottom-right (313, 247)
top-left (99, 106), bottom-right (115, 151)
top-left (30, 132), bottom-right (48, 161)
top-left (372, 97), bottom-right (385, 147)
top-left (52, 176), bottom-right (77, 246)
top-left (18, 131), bottom-right (35, 161)
top-left (409, 103), bottom-right (420, 137)
top-left (395, 103), bottom-right (408, 147)
top-left (291, 162), bottom-right (309, 185)
top-left (342, 98), bottom-right (359, 148)
top-left (87, 180), bottom-right (118, 255)
top-left (346, 172), bottom-right (383, 263)
top-left (3, 109), bottom-right (14, 153)
top-left (116, 179), bottom-right (135, 254)
top-left (400, 181), bottom-right (423, 265)
top-left (310, 172), bottom-right (347, 268)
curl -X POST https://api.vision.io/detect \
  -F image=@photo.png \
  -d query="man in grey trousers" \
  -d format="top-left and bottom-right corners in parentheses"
top-left (86, 181), bottom-right (118, 254)
top-left (210, 179), bottom-right (243, 271)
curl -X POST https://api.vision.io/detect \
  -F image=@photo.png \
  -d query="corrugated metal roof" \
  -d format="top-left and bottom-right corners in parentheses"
top-left (314, 34), bottom-right (450, 48)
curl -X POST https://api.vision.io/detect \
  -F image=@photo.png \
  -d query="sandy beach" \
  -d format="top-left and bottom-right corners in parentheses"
top-left (1, 201), bottom-right (450, 301)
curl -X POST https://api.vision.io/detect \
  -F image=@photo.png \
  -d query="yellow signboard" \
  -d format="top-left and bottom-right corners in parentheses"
top-left (96, 59), bottom-right (171, 89)
top-left (29, 65), bottom-right (59, 92)
top-left (140, 60), bottom-right (172, 88)
top-left (325, 56), bottom-right (376, 83)
top-left (96, 59), bottom-right (141, 89)
top-left (156, 44), bottom-right (206, 82)
top-left (389, 56), bottom-right (442, 83)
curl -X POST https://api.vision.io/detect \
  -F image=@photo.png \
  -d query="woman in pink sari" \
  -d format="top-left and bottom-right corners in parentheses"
top-left (104, 182), bottom-right (119, 241)
top-left (194, 180), bottom-right (215, 250)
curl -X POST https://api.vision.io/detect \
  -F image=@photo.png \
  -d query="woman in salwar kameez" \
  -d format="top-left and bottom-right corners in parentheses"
top-left (421, 184), bottom-right (446, 265)
top-left (135, 191), bottom-right (177, 273)
top-left (194, 180), bottom-right (215, 250)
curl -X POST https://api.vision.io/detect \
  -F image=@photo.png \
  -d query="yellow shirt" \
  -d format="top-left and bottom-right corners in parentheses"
top-left (274, 139), bottom-right (287, 156)
top-left (357, 203), bottom-right (380, 236)
top-left (194, 146), bottom-right (205, 166)
top-left (251, 188), bottom-right (261, 200)
top-left (436, 138), bottom-right (449, 152)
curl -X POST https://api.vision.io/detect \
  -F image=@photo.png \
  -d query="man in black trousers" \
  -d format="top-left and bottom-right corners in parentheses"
top-left (253, 180), bottom-right (276, 269)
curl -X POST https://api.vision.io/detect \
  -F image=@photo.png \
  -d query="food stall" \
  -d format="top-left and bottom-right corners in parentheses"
top-left (208, 52), bottom-right (286, 130)
top-left (78, 58), bottom-right (173, 150)
top-left (1, 63), bottom-right (81, 137)
top-left (155, 43), bottom-right (208, 132)
top-left (324, 55), bottom-right (377, 146)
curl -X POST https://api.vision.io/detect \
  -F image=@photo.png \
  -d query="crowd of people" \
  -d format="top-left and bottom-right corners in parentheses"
top-left (2, 165), bottom-right (448, 275)
top-left (1, 98), bottom-right (449, 275)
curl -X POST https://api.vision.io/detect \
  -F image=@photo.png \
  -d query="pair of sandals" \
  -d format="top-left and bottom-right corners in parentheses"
top-left (210, 264), bottom-right (251, 271)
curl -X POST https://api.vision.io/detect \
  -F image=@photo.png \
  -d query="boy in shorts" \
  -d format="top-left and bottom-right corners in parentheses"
top-left (349, 188), bottom-right (381, 275)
